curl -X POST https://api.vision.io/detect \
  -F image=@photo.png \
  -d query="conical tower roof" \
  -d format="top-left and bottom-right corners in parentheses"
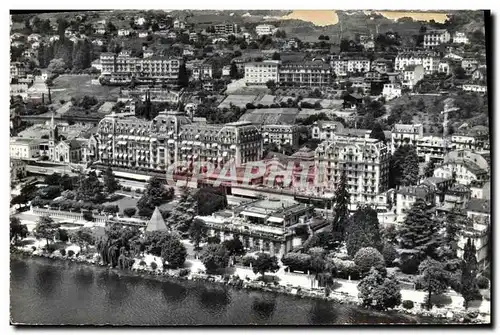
top-left (145, 207), bottom-right (168, 232)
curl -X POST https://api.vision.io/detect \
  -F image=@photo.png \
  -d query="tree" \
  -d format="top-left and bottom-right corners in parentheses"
top-left (47, 58), bottom-right (67, 74)
top-left (71, 227), bottom-right (95, 253)
top-left (400, 146), bottom-right (419, 186)
top-left (34, 215), bottom-right (60, 248)
top-left (423, 160), bottom-right (436, 178)
top-left (303, 230), bottom-right (340, 251)
top-left (272, 52), bottom-right (280, 60)
top-left (10, 216), bottom-right (28, 243)
top-left (398, 198), bottom-right (441, 261)
top-left (454, 66), bottom-right (467, 79)
top-left (159, 234), bottom-right (187, 268)
top-left (229, 62), bottom-right (238, 79)
top-left (252, 253), bottom-right (279, 279)
top-left (358, 268), bottom-right (402, 310)
top-left (103, 166), bottom-right (120, 194)
top-left (345, 206), bottom-right (383, 257)
top-left (332, 170), bottom-right (349, 240)
top-left (195, 187), bottom-right (227, 216)
top-left (340, 39), bottom-right (350, 52)
top-left (461, 238), bottom-right (481, 309)
top-left (188, 218), bottom-right (207, 250)
top-left (137, 177), bottom-right (174, 217)
top-left (165, 187), bottom-right (197, 234)
top-left (124, 207), bottom-right (137, 217)
top-left (178, 62), bottom-right (189, 88)
top-left (76, 171), bottom-right (104, 203)
top-left (390, 145), bottom-right (419, 188)
top-left (382, 242), bottom-right (398, 267)
top-left (354, 247), bottom-right (386, 276)
top-left (266, 80), bottom-right (276, 90)
top-left (201, 244), bottom-right (230, 274)
top-left (223, 237), bottom-right (245, 257)
top-left (418, 258), bottom-right (449, 310)
top-left (370, 123), bottom-right (386, 143)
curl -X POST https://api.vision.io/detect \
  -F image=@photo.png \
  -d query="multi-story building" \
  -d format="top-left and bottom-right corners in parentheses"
top-left (433, 159), bottom-right (488, 186)
top-left (359, 34), bottom-right (375, 51)
top-left (391, 124), bottom-right (424, 153)
top-left (10, 62), bottom-right (27, 79)
top-left (10, 159), bottom-right (26, 181)
top-left (10, 138), bottom-right (42, 160)
top-left (189, 60), bottom-right (213, 80)
top-left (395, 52), bottom-right (440, 75)
top-left (395, 184), bottom-right (434, 218)
top-left (461, 58), bottom-right (479, 75)
top-left (95, 111), bottom-right (263, 172)
top-left (371, 58), bottom-right (393, 73)
top-left (471, 67), bottom-right (487, 82)
top-left (315, 136), bottom-right (390, 207)
top-left (278, 60), bottom-right (332, 87)
top-left (173, 20), bottom-right (186, 30)
top-left (196, 198), bottom-right (318, 257)
top-left (255, 24), bottom-right (276, 36)
top-left (401, 65), bottom-right (425, 90)
top-left (10, 83), bottom-right (29, 101)
top-left (331, 57), bottom-right (371, 77)
top-left (244, 60), bottom-right (280, 85)
top-left (451, 126), bottom-right (490, 152)
top-left (118, 28), bottom-right (131, 36)
top-left (416, 135), bottom-right (451, 162)
top-left (382, 83), bottom-right (402, 100)
top-left (214, 23), bottom-right (238, 35)
top-left (262, 124), bottom-right (299, 148)
top-left (470, 179), bottom-right (490, 200)
top-left (453, 32), bottom-right (469, 44)
top-left (350, 77), bottom-right (371, 95)
top-left (462, 84), bottom-right (487, 94)
top-left (100, 52), bottom-right (116, 74)
top-left (423, 29), bottom-right (451, 48)
top-left (311, 121), bottom-right (345, 141)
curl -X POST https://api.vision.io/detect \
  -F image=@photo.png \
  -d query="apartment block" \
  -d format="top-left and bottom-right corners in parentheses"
top-left (244, 60), bottom-right (280, 85)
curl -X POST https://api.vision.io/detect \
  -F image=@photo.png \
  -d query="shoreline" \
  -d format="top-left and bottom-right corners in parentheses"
top-left (10, 248), bottom-right (483, 324)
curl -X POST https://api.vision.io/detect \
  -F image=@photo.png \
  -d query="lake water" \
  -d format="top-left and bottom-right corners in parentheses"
top-left (10, 256), bottom-right (444, 326)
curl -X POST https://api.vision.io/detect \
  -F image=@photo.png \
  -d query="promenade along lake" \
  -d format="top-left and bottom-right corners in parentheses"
top-left (10, 256), bottom-right (444, 325)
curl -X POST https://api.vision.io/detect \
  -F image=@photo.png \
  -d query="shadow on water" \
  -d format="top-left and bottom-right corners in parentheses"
top-left (73, 268), bottom-right (95, 287)
top-left (308, 299), bottom-right (340, 325)
top-left (10, 259), bottom-right (29, 282)
top-left (251, 295), bottom-right (277, 321)
top-left (98, 271), bottom-right (129, 305)
top-left (199, 286), bottom-right (231, 314)
top-left (161, 281), bottom-right (188, 303)
top-left (34, 265), bottom-right (62, 297)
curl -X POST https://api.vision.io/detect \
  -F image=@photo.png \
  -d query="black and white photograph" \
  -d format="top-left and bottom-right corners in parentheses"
top-left (8, 7), bottom-right (492, 326)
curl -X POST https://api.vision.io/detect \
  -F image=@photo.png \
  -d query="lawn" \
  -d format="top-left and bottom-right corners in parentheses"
top-left (103, 195), bottom-right (139, 215)
top-left (50, 75), bottom-right (121, 104)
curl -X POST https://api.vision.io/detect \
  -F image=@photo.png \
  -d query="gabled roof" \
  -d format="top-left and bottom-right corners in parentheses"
top-left (145, 207), bottom-right (168, 232)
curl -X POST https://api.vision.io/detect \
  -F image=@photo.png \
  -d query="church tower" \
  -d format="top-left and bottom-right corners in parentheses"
top-left (48, 112), bottom-right (58, 161)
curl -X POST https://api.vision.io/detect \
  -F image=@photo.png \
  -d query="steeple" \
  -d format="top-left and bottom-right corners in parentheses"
top-left (145, 207), bottom-right (168, 232)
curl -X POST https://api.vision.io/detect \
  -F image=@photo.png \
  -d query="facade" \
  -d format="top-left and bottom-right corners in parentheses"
top-left (214, 23), bottom-right (238, 35)
top-left (190, 61), bottom-right (213, 80)
top-left (453, 32), bottom-right (469, 44)
top-left (461, 58), bottom-right (479, 75)
top-left (262, 124), bottom-right (299, 148)
top-left (423, 29), bottom-right (451, 48)
top-left (10, 159), bottom-right (27, 181)
top-left (433, 160), bottom-right (488, 186)
top-left (359, 35), bottom-right (375, 51)
top-left (10, 62), bottom-right (27, 79)
top-left (394, 52), bottom-right (440, 74)
top-left (244, 61), bottom-right (280, 85)
top-left (311, 121), bottom-right (345, 141)
top-left (371, 58), bottom-right (393, 73)
top-left (391, 124), bottom-right (424, 153)
top-left (395, 185), bottom-right (434, 218)
top-left (255, 24), bottom-right (276, 36)
top-left (331, 57), bottom-right (371, 77)
top-left (401, 65), bottom-right (425, 90)
top-left (470, 180), bottom-right (490, 200)
top-left (197, 199), bottom-right (317, 257)
top-left (382, 83), bottom-right (402, 100)
top-left (278, 60), bottom-right (332, 87)
top-left (95, 111), bottom-right (263, 172)
top-left (438, 61), bottom-right (451, 75)
top-left (315, 136), bottom-right (390, 207)
top-left (10, 138), bottom-right (42, 160)
top-left (416, 135), bottom-right (451, 162)
top-left (118, 28), bottom-right (131, 36)
top-left (462, 84), bottom-right (487, 94)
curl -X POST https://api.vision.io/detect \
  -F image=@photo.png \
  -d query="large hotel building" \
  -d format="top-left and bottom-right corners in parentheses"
top-left (314, 135), bottom-right (390, 207)
top-left (95, 110), bottom-right (263, 172)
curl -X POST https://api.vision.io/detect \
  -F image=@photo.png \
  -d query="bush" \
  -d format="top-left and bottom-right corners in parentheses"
top-left (402, 300), bottom-right (414, 309)
top-left (46, 245), bottom-right (56, 253)
top-left (382, 243), bottom-right (398, 267)
top-left (31, 246), bottom-right (36, 251)
top-left (57, 228), bottom-right (69, 242)
top-left (354, 247), bottom-right (386, 276)
top-left (476, 276), bottom-right (489, 289)
top-left (67, 250), bottom-right (75, 257)
top-left (122, 186), bottom-right (132, 192)
top-left (281, 252), bottom-right (312, 272)
top-left (398, 252), bottom-right (420, 275)
top-left (124, 207), bottom-right (137, 217)
top-left (179, 268), bottom-right (190, 277)
top-left (330, 258), bottom-right (361, 280)
top-left (82, 211), bottom-right (93, 221)
top-left (59, 248), bottom-right (66, 256)
top-left (139, 260), bottom-right (147, 267)
top-left (150, 261), bottom-right (158, 270)
top-left (242, 255), bottom-right (256, 267)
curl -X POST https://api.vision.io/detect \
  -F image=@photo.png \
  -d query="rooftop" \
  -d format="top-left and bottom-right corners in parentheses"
top-left (466, 198), bottom-right (490, 214)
